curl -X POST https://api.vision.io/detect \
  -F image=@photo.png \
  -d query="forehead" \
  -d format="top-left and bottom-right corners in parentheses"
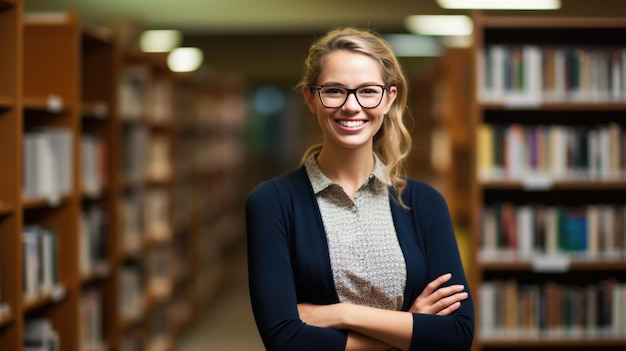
top-left (318, 50), bottom-right (384, 83)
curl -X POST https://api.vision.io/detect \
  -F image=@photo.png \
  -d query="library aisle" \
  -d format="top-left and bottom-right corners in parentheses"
top-left (177, 243), bottom-right (264, 351)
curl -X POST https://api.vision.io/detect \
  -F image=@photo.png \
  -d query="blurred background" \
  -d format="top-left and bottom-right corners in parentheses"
top-left (3, 0), bottom-right (626, 350)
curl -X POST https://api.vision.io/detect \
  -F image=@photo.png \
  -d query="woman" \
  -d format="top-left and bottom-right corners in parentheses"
top-left (246, 27), bottom-right (474, 350)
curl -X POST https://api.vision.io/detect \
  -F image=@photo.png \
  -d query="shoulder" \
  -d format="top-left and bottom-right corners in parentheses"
top-left (247, 166), bottom-right (310, 205)
top-left (401, 178), bottom-right (449, 211)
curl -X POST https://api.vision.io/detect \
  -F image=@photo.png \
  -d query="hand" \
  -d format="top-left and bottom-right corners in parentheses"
top-left (409, 273), bottom-right (468, 315)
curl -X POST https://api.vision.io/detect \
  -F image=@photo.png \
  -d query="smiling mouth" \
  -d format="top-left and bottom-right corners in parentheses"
top-left (336, 120), bottom-right (366, 128)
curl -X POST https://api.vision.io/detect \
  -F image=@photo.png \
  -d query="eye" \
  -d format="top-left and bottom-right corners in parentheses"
top-left (358, 86), bottom-right (382, 95)
top-left (320, 86), bottom-right (346, 95)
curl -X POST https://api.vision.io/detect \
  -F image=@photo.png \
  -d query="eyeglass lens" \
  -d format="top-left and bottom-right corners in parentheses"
top-left (318, 85), bottom-right (385, 108)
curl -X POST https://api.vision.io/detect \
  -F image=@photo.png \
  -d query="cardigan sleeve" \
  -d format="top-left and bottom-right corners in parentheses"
top-left (406, 181), bottom-right (475, 351)
top-left (245, 179), bottom-right (348, 351)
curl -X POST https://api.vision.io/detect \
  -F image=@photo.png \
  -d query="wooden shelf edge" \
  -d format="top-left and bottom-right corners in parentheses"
top-left (0, 307), bottom-right (13, 328)
top-left (479, 179), bottom-right (626, 190)
top-left (0, 95), bottom-right (13, 107)
top-left (480, 335), bottom-right (626, 348)
top-left (477, 15), bottom-right (626, 29)
top-left (480, 101), bottom-right (626, 111)
top-left (22, 194), bottom-right (72, 210)
top-left (479, 259), bottom-right (626, 271)
top-left (23, 95), bottom-right (71, 114)
top-left (23, 286), bottom-right (67, 313)
top-left (0, 201), bottom-right (15, 215)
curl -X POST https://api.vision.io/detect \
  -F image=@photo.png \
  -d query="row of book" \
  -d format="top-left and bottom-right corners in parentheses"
top-left (478, 45), bottom-right (626, 105)
top-left (119, 65), bottom-right (174, 123)
top-left (80, 205), bottom-right (109, 278)
top-left (477, 123), bottom-right (626, 182)
top-left (121, 124), bottom-right (173, 183)
top-left (480, 203), bottom-right (626, 262)
top-left (23, 225), bottom-right (60, 301)
top-left (480, 279), bottom-right (626, 339)
top-left (119, 189), bottom-right (172, 256)
top-left (23, 129), bottom-right (72, 202)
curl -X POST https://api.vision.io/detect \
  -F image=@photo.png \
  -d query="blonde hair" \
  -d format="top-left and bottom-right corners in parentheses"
top-left (297, 27), bottom-right (412, 207)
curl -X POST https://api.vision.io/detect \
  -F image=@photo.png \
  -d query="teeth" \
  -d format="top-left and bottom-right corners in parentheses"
top-left (337, 120), bottom-right (365, 128)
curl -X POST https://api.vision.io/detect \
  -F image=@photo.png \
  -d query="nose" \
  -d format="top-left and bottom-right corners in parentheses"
top-left (342, 91), bottom-right (362, 110)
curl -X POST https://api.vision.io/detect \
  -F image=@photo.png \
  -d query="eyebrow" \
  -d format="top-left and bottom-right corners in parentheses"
top-left (317, 82), bottom-right (384, 87)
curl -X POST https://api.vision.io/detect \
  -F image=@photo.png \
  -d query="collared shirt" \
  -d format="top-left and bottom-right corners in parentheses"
top-left (304, 153), bottom-right (407, 311)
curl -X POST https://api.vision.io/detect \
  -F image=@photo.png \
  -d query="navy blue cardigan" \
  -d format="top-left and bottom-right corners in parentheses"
top-left (246, 166), bottom-right (474, 350)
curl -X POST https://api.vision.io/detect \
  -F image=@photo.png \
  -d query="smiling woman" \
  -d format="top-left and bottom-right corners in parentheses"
top-left (246, 27), bottom-right (474, 351)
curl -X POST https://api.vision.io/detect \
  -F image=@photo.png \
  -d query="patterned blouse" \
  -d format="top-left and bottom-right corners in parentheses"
top-left (304, 153), bottom-right (407, 311)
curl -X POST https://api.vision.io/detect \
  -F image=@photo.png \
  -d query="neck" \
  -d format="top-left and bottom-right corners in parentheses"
top-left (316, 145), bottom-right (375, 198)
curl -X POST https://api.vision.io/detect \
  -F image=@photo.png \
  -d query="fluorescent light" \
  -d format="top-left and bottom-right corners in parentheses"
top-left (384, 34), bottom-right (442, 57)
top-left (437, 0), bottom-right (560, 10)
top-left (405, 15), bottom-right (473, 36)
top-left (167, 47), bottom-right (204, 72)
top-left (140, 30), bottom-right (182, 53)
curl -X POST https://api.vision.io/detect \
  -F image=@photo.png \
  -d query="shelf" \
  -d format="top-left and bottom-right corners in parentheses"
top-left (23, 96), bottom-right (69, 114)
top-left (23, 286), bottom-right (67, 313)
top-left (0, 95), bottom-right (12, 108)
top-left (81, 102), bottom-right (110, 120)
top-left (479, 259), bottom-right (626, 272)
top-left (471, 12), bottom-right (626, 350)
top-left (22, 194), bottom-right (71, 210)
top-left (0, 309), bottom-right (13, 328)
top-left (478, 16), bottom-right (626, 29)
top-left (481, 336), bottom-right (626, 348)
top-left (0, 201), bottom-right (14, 215)
top-left (480, 101), bottom-right (626, 111)
top-left (480, 179), bottom-right (626, 191)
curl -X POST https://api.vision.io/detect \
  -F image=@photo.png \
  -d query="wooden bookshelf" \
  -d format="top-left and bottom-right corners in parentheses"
top-left (470, 12), bottom-right (626, 351)
top-left (22, 10), bottom-right (81, 351)
top-left (118, 49), bottom-right (178, 351)
top-left (79, 22), bottom-right (120, 351)
top-left (0, 4), bottom-right (22, 351)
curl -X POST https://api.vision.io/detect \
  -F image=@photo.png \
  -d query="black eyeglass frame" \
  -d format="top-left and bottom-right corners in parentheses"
top-left (312, 85), bottom-right (388, 109)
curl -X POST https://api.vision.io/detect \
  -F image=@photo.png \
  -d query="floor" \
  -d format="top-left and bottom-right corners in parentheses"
top-left (177, 244), bottom-right (265, 351)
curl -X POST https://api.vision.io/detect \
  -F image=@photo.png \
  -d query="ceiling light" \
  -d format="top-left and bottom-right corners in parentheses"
top-left (405, 15), bottom-right (473, 36)
top-left (139, 30), bottom-right (182, 53)
top-left (384, 34), bottom-right (442, 57)
top-left (167, 47), bottom-right (204, 73)
top-left (437, 0), bottom-right (560, 10)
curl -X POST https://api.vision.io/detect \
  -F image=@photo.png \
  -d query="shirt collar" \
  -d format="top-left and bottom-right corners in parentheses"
top-left (304, 152), bottom-right (390, 195)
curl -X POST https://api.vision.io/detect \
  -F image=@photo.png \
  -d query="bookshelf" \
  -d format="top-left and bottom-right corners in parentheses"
top-left (118, 49), bottom-right (177, 351)
top-left (22, 10), bottom-right (81, 351)
top-left (0, 0), bottom-right (22, 350)
top-left (471, 12), bottom-right (626, 350)
top-left (80, 22), bottom-right (120, 351)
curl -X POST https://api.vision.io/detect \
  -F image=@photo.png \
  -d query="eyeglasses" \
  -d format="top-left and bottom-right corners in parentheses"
top-left (312, 85), bottom-right (387, 109)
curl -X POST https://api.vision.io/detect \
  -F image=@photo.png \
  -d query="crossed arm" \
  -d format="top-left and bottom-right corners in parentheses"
top-left (297, 273), bottom-right (469, 351)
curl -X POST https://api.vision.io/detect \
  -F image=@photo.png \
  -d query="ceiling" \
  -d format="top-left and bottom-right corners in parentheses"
top-left (23, 0), bottom-right (626, 83)
top-left (24, 0), bottom-right (626, 35)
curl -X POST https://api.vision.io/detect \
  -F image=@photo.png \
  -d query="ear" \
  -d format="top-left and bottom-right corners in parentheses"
top-left (382, 85), bottom-right (398, 115)
top-left (302, 86), bottom-right (318, 114)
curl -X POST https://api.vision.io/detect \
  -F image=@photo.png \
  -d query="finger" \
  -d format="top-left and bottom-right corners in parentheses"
top-left (420, 273), bottom-right (453, 297)
top-left (436, 301), bottom-right (462, 316)
top-left (432, 292), bottom-right (469, 315)
top-left (417, 284), bottom-right (465, 309)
